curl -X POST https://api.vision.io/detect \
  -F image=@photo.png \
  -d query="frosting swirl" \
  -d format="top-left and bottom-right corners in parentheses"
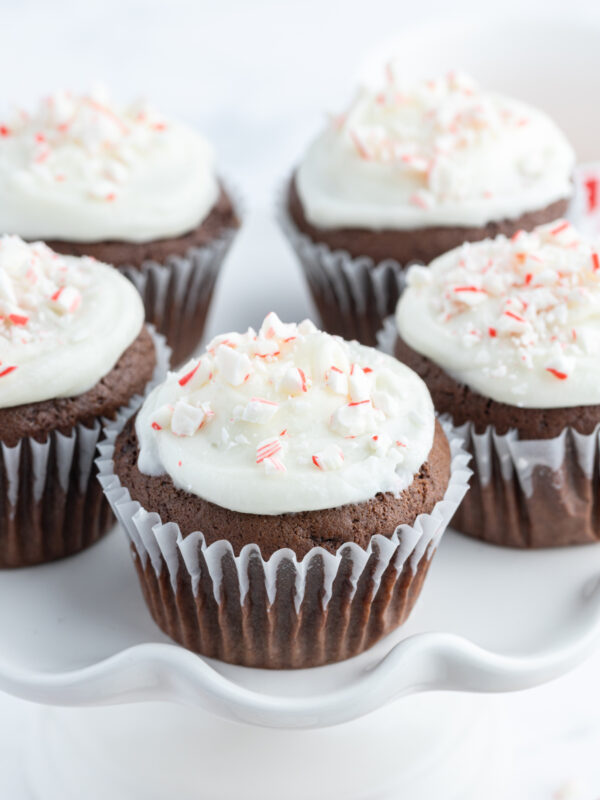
top-left (297, 70), bottom-right (574, 230)
top-left (0, 86), bottom-right (218, 243)
top-left (396, 220), bottom-right (600, 408)
top-left (0, 235), bottom-right (144, 408)
top-left (136, 313), bottom-right (435, 514)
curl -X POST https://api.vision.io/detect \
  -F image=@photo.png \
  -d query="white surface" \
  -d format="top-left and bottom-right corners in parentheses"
top-left (1, 0), bottom-right (600, 795)
top-left (0, 522), bottom-right (598, 728)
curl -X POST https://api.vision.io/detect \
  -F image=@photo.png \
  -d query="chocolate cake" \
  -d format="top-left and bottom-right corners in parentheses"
top-left (100, 313), bottom-right (468, 668)
top-left (283, 70), bottom-right (574, 347)
top-left (0, 89), bottom-right (240, 365)
top-left (0, 237), bottom-right (160, 567)
top-left (394, 221), bottom-right (600, 548)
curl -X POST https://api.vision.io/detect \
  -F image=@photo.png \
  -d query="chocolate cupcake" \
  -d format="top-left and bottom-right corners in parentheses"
top-left (392, 220), bottom-right (600, 548)
top-left (0, 236), bottom-right (164, 568)
top-left (0, 87), bottom-right (240, 364)
top-left (282, 69), bottom-right (575, 346)
top-left (98, 313), bottom-right (470, 668)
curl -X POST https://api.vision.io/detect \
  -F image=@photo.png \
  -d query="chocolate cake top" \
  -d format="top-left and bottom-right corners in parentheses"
top-left (0, 235), bottom-right (144, 408)
top-left (396, 220), bottom-right (600, 408)
top-left (296, 70), bottom-right (574, 231)
top-left (0, 86), bottom-right (218, 243)
top-left (135, 313), bottom-right (436, 515)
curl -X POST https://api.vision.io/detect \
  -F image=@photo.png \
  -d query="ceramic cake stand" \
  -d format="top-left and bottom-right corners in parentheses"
top-left (0, 522), bottom-right (598, 800)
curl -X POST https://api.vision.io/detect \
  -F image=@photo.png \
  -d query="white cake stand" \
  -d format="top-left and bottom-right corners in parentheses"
top-left (6, 17), bottom-right (600, 795)
top-left (1, 523), bottom-right (598, 799)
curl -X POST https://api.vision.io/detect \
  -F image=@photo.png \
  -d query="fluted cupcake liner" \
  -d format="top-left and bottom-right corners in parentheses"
top-left (377, 315), bottom-right (600, 548)
top-left (0, 327), bottom-right (170, 568)
top-left (119, 229), bottom-right (236, 367)
top-left (96, 416), bottom-right (470, 669)
top-left (448, 419), bottom-right (600, 548)
top-left (118, 182), bottom-right (242, 366)
top-left (278, 191), bottom-right (408, 347)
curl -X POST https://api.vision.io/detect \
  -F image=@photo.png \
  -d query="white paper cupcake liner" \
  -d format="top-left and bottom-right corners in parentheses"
top-left (277, 190), bottom-right (408, 346)
top-left (378, 315), bottom-right (600, 548)
top-left (0, 327), bottom-right (170, 568)
top-left (448, 418), bottom-right (600, 548)
top-left (119, 183), bottom-right (242, 366)
top-left (96, 412), bottom-right (471, 668)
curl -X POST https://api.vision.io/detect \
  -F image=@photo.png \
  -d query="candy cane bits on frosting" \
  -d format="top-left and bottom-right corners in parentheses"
top-left (136, 313), bottom-right (435, 514)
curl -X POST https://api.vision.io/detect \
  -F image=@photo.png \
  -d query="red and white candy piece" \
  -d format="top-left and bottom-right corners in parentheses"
top-left (0, 363), bottom-right (17, 378)
top-left (259, 312), bottom-right (298, 342)
top-left (544, 351), bottom-right (573, 382)
top-left (176, 358), bottom-right (212, 389)
top-left (325, 366), bottom-right (348, 396)
top-left (497, 309), bottom-right (529, 335)
top-left (330, 400), bottom-right (378, 437)
top-left (251, 338), bottom-right (281, 359)
top-left (348, 366), bottom-right (371, 402)
top-left (238, 397), bottom-right (279, 424)
top-left (278, 366), bottom-right (309, 396)
top-left (171, 399), bottom-right (213, 437)
top-left (255, 436), bottom-right (286, 473)
top-left (49, 285), bottom-right (81, 314)
top-left (7, 312), bottom-right (29, 326)
top-left (368, 432), bottom-right (392, 456)
top-left (215, 345), bottom-right (252, 386)
top-left (150, 404), bottom-right (173, 431)
top-left (312, 444), bottom-right (344, 471)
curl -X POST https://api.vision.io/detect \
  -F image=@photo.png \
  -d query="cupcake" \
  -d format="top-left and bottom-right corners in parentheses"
top-left (393, 219), bottom-right (600, 548)
top-left (98, 313), bottom-right (470, 668)
top-left (283, 69), bottom-right (575, 347)
top-left (0, 87), bottom-right (239, 364)
top-left (0, 235), bottom-right (163, 567)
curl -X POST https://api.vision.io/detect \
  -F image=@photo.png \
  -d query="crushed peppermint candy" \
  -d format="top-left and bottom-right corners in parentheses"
top-left (0, 232), bottom-right (145, 412)
top-left (297, 68), bottom-right (574, 237)
top-left (399, 221), bottom-right (600, 406)
top-left (139, 313), bottom-right (434, 503)
top-left (312, 444), bottom-right (344, 471)
top-left (332, 70), bottom-right (571, 208)
top-left (0, 86), bottom-right (169, 201)
top-left (0, 235), bottom-right (88, 349)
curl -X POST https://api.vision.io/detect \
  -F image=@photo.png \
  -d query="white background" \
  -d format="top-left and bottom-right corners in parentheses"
top-left (1, 0), bottom-right (600, 796)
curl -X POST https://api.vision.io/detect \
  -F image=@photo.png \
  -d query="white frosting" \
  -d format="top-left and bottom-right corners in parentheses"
top-left (297, 70), bottom-right (574, 231)
top-left (396, 220), bottom-right (600, 408)
top-left (136, 313), bottom-right (435, 515)
top-left (0, 235), bottom-right (144, 408)
top-left (0, 86), bottom-right (219, 243)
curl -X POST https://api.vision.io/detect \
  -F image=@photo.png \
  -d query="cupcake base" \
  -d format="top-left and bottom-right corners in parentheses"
top-left (387, 322), bottom-right (600, 548)
top-left (131, 541), bottom-right (433, 669)
top-left (451, 421), bottom-right (600, 548)
top-left (98, 413), bottom-right (470, 669)
top-left (0, 423), bottom-right (113, 567)
top-left (0, 327), bottom-right (169, 568)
